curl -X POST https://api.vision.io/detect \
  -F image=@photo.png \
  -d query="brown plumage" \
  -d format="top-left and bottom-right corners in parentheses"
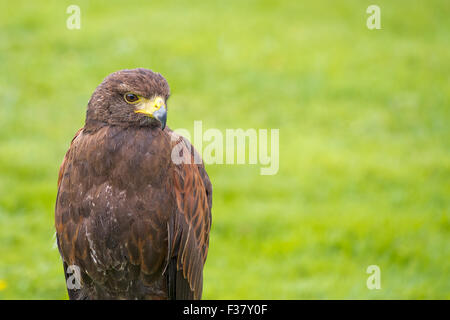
top-left (55, 69), bottom-right (212, 300)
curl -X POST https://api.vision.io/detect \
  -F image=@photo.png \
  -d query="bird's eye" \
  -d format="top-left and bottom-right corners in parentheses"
top-left (124, 93), bottom-right (140, 104)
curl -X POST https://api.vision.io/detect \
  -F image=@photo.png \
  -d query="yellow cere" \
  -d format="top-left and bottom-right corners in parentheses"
top-left (155, 97), bottom-right (164, 109)
top-left (134, 96), bottom-right (165, 117)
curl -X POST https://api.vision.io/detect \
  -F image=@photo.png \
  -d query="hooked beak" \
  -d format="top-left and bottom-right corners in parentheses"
top-left (153, 106), bottom-right (167, 130)
top-left (134, 96), bottom-right (167, 130)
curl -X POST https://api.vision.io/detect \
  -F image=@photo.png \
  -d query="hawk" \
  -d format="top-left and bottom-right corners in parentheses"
top-left (55, 68), bottom-right (212, 300)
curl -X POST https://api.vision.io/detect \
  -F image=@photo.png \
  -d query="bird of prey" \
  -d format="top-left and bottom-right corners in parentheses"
top-left (55, 68), bottom-right (212, 300)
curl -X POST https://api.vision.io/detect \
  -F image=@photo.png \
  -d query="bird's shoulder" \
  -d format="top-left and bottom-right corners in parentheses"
top-left (58, 125), bottom-right (173, 188)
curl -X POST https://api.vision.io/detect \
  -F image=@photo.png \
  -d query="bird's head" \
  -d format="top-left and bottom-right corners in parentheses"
top-left (85, 68), bottom-right (170, 130)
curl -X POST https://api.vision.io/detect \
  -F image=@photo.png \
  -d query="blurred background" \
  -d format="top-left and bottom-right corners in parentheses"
top-left (0, 0), bottom-right (449, 299)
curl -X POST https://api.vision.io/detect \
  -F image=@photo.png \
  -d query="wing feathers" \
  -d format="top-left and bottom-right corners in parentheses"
top-left (165, 129), bottom-right (212, 299)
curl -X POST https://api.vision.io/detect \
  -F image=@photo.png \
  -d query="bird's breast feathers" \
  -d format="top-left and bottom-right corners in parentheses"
top-left (56, 126), bottom-right (174, 273)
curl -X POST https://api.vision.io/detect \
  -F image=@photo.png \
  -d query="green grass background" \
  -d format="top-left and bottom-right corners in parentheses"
top-left (0, 0), bottom-right (449, 299)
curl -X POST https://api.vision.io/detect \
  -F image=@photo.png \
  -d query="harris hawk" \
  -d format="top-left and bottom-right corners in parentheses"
top-left (55, 68), bottom-right (212, 300)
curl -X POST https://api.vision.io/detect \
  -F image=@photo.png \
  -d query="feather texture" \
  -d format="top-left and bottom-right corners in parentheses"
top-left (55, 125), bottom-right (212, 299)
